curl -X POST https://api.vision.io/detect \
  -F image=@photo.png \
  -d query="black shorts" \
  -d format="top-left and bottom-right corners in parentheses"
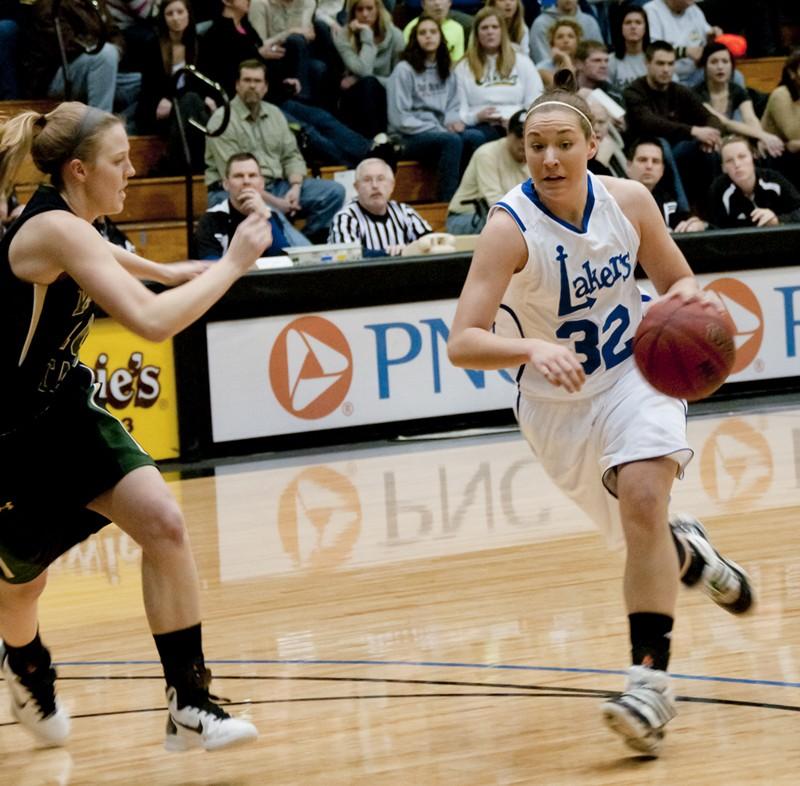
top-left (0, 365), bottom-right (156, 584)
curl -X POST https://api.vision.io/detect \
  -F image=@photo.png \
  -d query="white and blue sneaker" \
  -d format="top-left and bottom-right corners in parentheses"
top-left (602, 666), bottom-right (676, 756)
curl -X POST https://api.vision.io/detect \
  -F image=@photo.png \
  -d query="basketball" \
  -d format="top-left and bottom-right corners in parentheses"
top-left (633, 296), bottom-right (736, 401)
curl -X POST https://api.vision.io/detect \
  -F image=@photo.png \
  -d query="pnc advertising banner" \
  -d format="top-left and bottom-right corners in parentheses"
top-left (206, 268), bottom-right (800, 443)
top-left (80, 318), bottom-right (180, 460)
top-left (207, 300), bottom-right (518, 442)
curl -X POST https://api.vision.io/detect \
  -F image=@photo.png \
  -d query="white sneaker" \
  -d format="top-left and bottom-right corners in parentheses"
top-left (0, 641), bottom-right (71, 747)
top-left (670, 513), bottom-right (754, 614)
top-left (164, 685), bottom-right (258, 752)
top-left (601, 666), bottom-right (676, 756)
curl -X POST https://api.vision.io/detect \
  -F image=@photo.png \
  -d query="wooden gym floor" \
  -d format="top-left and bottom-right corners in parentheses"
top-left (2, 401), bottom-right (799, 785)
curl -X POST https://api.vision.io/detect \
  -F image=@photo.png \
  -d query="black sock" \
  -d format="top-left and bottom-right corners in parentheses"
top-left (5, 631), bottom-right (51, 676)
top-left (629, 613), bottom-right (673, 672)
top-left (153, 623), bottom-right (205, 699)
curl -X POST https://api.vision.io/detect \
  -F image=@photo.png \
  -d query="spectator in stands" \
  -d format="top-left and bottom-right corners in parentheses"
top-left (761, 50), bottom-right (800, 187)
top-left (22, 0), bottom-right (141, 122)
top-left (694, 42), bottom-right (785, 160)
top-left (624, 40), bottom-right (721, 205)
top-left (626, 137), bottom-right (705, 231)
top-left (247, 0), bottom-right (338, 107)
top-left (196, 152), bottom-right (296, 258)
top-left (106, 0), bottom-right (159, 73)
top-left (575, 40), bottom-right (626, 106)
top-left (0, 0), bottom-right (21, 99)
top-left (205, 61), bottom-right (346, 242)
top-left (446, 107), bottom-right (529, 234)
top-left (328, 157), bottom-right (432, 255)
top-left (137, 0), bottom-right (213, 172)
top-left (316, 0), bottom-right (347, 35)
top-left (486, 0), bottom-right (530, 54)
top-left (403, 0), bottom-right (466, 63)
top-left (643, 0), bottom-right (721, 87)
top-left (199, 0), bottom-right (376, 168)
top-left (585, 95), bottom-right (628, 176)
top-left (454, 8), bottom-right (543, 144)
top-left (529, 0), bottom-right (601, 65)
top-left (335, 0), bottom-right (405, 138)
top-left (388, 15), bottom-right (484, 201)
top-left (198, 0), bottom-right (269, 96)
top-left (705, 135), bottom-right (800, 229)
top-left (535, 17), bottom-right (582, 79)
top-left (608, 5), bottom-right (650, 92)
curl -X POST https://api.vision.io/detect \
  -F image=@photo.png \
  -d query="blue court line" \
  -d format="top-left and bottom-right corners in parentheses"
top-left (54, 658), bottom-right (800, 690)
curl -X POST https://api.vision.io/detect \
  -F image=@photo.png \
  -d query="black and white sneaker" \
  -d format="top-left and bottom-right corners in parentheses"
top-left (164, 665), bottom-right (257, 752)
top-left (0, 641), bottom-right (70, 747)
top-left (670, 513), bottom-right (754, 614)
top-left (602, 666), bottom-right (676, 756)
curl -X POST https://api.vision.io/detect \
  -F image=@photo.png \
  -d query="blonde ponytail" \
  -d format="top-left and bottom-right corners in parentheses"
top-left (0, 111), bottom-right (40, 198)
top-left (0, 102), bottom-right (121, 196)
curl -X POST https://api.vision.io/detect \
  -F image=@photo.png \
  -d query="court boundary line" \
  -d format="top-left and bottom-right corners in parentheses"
top-left (50, 658), bottom-right (800, 690)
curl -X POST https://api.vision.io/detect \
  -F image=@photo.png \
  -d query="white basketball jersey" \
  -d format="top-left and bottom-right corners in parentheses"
top-left (492, 173), bottom-right (642, 401)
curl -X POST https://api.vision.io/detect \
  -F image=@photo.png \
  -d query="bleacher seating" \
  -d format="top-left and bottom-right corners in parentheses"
top-left (3, 109), bottom-right (447, 260)
top-left (738, 57), bottom-right (784, 94)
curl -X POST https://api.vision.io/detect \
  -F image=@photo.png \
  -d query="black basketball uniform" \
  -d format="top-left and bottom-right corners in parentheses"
top-left (0, 185), bottom-right (155, 584)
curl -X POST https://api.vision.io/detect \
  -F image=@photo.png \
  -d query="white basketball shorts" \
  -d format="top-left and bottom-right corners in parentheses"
top-left (516, 362), bottom-right (693, 550)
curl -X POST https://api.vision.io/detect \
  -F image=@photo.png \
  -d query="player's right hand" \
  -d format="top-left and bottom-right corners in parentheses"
top-left (227, 212), bottom-right (272, 272)
top-left (528, 339), bottom-right (585, 393)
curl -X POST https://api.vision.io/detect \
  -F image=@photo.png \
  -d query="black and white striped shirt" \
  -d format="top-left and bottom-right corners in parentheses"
top-left (328, 199), bottom-right (432, 252)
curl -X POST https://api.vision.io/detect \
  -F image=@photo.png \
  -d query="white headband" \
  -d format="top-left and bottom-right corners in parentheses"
top-left (525, 100), bottom-right (593, 130)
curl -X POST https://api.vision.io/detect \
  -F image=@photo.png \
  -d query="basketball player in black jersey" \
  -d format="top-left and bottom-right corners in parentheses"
top-left (0, 102), bottom-right (269, 751)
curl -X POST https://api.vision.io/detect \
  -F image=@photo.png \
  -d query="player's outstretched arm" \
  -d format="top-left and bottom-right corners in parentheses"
top-left (107, 243), bottom-right (211, 286)
top-left (447, 210), bottom-right (530, 371)
top-left (13, 211), bottom-right (270, 342)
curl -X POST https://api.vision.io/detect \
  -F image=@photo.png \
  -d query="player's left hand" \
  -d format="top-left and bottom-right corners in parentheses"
top-left (160, 260), bottom-right (212, 286)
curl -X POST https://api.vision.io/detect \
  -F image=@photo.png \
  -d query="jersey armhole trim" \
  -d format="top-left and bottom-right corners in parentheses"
top-left (494, 201), bottom-right (527, 233)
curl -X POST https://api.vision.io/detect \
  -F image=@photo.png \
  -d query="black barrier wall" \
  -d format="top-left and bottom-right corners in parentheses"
top-left (173, 225), bottom-right (800, 460)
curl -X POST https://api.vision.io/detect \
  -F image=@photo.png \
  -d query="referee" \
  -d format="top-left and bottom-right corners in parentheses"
top-left (328, 158), bottom-right (431, 257)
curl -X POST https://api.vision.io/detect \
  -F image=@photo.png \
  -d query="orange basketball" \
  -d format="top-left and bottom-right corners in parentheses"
top-left (633, 297), bottom-right (736, 401)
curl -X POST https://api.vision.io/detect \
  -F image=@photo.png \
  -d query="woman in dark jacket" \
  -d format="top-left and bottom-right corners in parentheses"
top-left (137, 0), bottom-right (213, 172)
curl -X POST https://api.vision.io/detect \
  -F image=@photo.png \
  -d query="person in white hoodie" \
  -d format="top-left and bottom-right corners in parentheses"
top-left (455, 7), bottom-right (543, 145)
top-left (529, 0), bottom-right (602, 64)
top-left (388, 14), bottom-right (484, 200)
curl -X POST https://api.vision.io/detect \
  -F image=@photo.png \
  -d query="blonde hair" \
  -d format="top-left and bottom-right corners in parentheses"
top-left (485, 0), bottom-right (524, 48)
top-left (0, 102), bottom-right (121, 196)
top-left (466, 7), bottom-right (515, 82)
top-left (345, 0), bottom-right (393, 51)
top-left (548, 17), bottom-right (583, 48)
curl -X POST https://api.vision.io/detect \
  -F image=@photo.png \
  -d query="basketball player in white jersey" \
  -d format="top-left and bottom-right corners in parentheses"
top-left (447, 72), bottom-right (754, 756)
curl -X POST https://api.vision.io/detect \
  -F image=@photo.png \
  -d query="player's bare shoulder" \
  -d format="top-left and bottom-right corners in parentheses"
top-left (9, 208), bottom-right (105, 284)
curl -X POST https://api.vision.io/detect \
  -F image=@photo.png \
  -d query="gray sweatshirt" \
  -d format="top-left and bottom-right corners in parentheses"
top-left (387, 60), bottom-right (461, 135)
top-left (335, 25), bottom-right (406, 86)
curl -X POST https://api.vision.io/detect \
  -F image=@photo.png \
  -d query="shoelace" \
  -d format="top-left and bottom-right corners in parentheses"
top-left (181, 663), bottom-right (231, 719)
top-left (622, 684), bottom-right (675, 726)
